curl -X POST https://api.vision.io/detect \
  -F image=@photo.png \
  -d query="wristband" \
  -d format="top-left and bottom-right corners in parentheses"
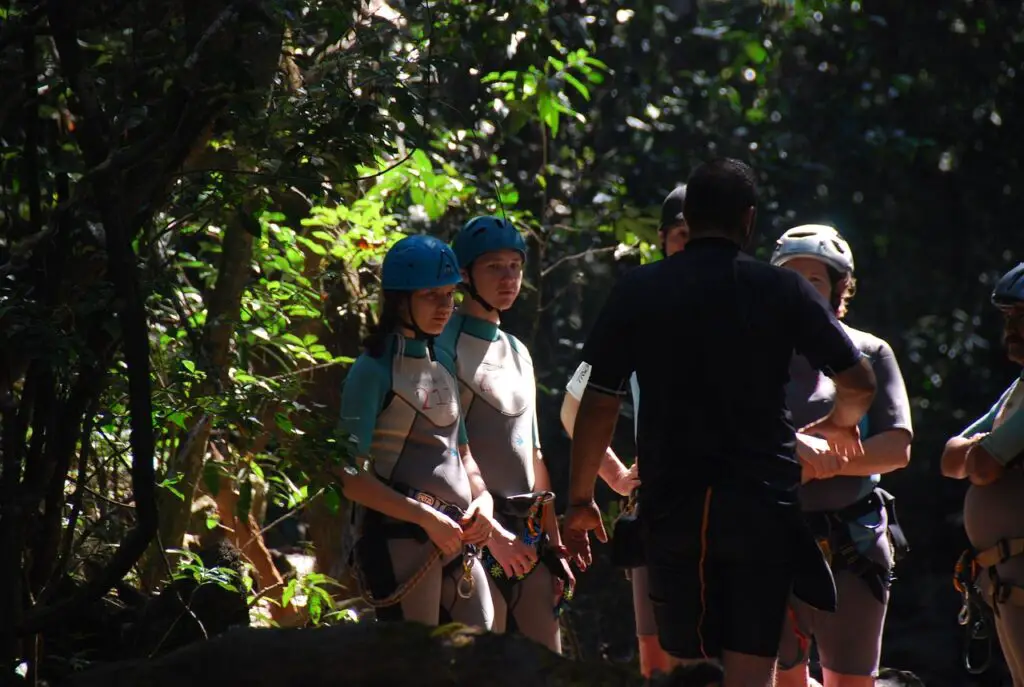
top-left (568, 498), bottom-right (595, 509)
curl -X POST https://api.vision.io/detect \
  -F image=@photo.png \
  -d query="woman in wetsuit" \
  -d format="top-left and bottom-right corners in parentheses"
top-left (339, 234), bottom-right (497, 628)
top-left (559, 185), bottom-right (690, 677)
top-left (436, 215), bottom-right (574, 653)
top-left (942, 262), bottom-right (1024, 686)
top-left (771, 225), bottom-right (914, 687)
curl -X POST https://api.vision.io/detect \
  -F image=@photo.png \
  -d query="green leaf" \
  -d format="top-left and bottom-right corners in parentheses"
top-left (308, 591), bottom-right (323, 624)
top-left (182, 360), bottom-right (196, 373)
top-left (744, 42), bottom-right (768, 64)
top-left (281, 578), bottom-right (298, 609)
top-left (323, 485), bottom-right (341, 514)
top-left (537, 95), bottom-right (560, 137)
top-left (562, 72), bottom-right (590, 100)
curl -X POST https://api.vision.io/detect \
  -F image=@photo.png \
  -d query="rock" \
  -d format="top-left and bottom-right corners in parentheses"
top-left (127, 539), bottom-right (250, 658)
top-left (61, 622), bottom-right (645, 687)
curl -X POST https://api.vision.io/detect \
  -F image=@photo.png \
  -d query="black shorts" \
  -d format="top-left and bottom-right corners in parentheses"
top-left (645, 486), bottom-right (799, 660)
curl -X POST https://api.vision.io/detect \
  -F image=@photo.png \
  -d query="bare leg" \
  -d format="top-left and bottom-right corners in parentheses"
top-left (639, 635), bottom-right (683, 677)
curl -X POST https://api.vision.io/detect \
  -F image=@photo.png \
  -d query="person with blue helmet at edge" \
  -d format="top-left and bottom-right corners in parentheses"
top-left (769, 225), bottom-right (914, 687)
top-left (942, 262), bottom-right (1024, 686)
top-left (338, 234), bottom-right (500, 629)
top-left (435, 215), bottom-right (575, 654)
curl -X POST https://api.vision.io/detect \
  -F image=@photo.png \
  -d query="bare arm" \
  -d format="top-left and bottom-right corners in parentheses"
top-left (561, 392), bottom-right (636, 494)
top-left (340, 466), bottom-right (431, 527)
top-left (837, 428), bottom-right (911, 477)
top-left (568, 389), bottom-right (623, 505)
top-left (827, 357), bottom-right (878, 428)
top-left (941, 434), bottom-right (985, 480)
top-left (460, 443), bottom-right (494, 517)
top-left (533, 448), bottom-right (562, 548)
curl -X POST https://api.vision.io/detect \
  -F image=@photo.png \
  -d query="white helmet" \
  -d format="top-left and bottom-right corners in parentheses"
top-left (770, 224), bottom-right (854, 273)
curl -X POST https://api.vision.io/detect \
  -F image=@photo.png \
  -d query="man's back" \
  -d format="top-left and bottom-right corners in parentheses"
top-left (582, 236), bottom-right (862, 510)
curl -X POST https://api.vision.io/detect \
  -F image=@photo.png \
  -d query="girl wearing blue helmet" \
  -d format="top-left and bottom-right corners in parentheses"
top-left (942, 262), bottom-right (1024, 685)
top-left (771, 225), bottom-right (914, 687)
top-left (339, 234), bottom-right (498, 628)
top-left (436, 216), bottom-right (573, 653)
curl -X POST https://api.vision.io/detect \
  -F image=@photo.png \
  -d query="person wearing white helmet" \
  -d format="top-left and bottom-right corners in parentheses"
top-left (771, 225), bottom-right (914, 687)
top-left (942, 262), bottom-right (1024, 685)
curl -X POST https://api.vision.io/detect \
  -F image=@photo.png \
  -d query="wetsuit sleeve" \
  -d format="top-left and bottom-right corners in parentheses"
top-left (435, 348), bottom-right (469, 445)
top-left (788, 273), bottom-right (863, 376)
top-left (564, 362), bottom-right (592, 401)
top-left (580, 277), bottom-right (638, 397)
top-left (980, 408), bottom-right (1024, 465)
top-left (958, 382), bottom-right (1015, 438)
top-left (339, 356), bottom-right (389, 457)
top-left (976, 380), bottom-right (1024, 464)
top-left (865, 339), bottom-right (914, 438)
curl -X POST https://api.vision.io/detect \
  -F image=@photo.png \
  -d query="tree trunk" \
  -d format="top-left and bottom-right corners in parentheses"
top-left (141, 210), bottom-right (255, 590)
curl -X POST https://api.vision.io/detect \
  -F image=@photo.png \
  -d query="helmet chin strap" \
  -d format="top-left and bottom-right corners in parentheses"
top-left (463, 263), bottom-right (503, 313)
top-left (465, 277), bottom-right (499, 313)
top-left (401, 294), bottom-right (435, 342)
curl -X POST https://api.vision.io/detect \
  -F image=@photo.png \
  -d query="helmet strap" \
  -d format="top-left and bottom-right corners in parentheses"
top-left (400, 294), bottom-right (435, 342)
top-left (464, 266), bottom-right (500, 313)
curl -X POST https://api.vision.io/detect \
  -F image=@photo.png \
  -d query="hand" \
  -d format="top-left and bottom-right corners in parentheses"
top-left (551, 549), bottom-right (576, 605)
top-left (967, 442), bottom-right (1005, 486)
top-left (607, 463), bottom-right (640, 497)
top-left (800, 416), bottom-right (864, 459)
top-left (486, 525), bottom-right (538, 578)
top-left (796, 433), bottom-right (848, 482)
top-left (561, 500), bottom-right (607, 572)
top-left (460, 501), bottom-right (495, 545)
top-left (418, 507), bottom-right (464, 557)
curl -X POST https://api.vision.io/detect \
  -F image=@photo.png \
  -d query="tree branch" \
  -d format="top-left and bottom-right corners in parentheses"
top-left (17, 186), bottom-right (159, 640)
top-left (46, 0), bottom-right (111, 166)
top-left (540, 244), bottom-right (619, 278)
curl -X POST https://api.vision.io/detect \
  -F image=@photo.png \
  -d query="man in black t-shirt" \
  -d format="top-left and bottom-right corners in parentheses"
top-left (562, 158), bottom-right (877, 686)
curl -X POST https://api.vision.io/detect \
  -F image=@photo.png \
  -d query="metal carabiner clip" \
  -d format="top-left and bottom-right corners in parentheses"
top-left (456, 548), bottom-right (476, 599)
top-left (958, 589), bottom-right (972, 626)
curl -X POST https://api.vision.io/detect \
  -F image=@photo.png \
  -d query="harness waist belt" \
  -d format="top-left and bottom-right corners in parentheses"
top-left (394, 483), bottom-right (466, 522)
top-left (975, 536), bottom-right (1024, 569)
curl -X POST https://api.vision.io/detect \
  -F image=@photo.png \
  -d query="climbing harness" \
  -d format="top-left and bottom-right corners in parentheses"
top-left (481, 491), bottom-right (575, 616)
top-left (350, 486), bottom-right (481, 609)
top-left (804, 489), bottom-right (901, 605)
top-left (953, 536), bottom-right (1024, 674)
top-left (954, 548), bottom-right (996, 674)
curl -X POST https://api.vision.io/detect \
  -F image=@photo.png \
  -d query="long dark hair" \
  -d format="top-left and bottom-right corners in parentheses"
top-left (362, 291), bottom-right (404, 358)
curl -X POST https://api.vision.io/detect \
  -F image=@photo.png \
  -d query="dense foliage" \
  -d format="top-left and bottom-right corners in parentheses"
top-left (1, 0), bottom-right (1021, 682)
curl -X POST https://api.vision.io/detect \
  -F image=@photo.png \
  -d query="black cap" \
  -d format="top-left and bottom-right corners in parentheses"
top-left (659, 185), bottom-right (687, 231)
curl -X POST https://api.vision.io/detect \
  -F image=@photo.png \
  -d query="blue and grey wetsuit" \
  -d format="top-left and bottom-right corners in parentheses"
top-left (340, 334), bottom-right (493, 628)
top-left (437, 313), bottom-right (562, 652)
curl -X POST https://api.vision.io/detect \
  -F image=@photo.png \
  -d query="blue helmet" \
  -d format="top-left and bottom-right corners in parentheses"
top-left (993, 263), bottom-right (1024, 310)
top-left (381, 235), bottom-right (461, 292)
top-left (452, 215), bottom-right (527, 268)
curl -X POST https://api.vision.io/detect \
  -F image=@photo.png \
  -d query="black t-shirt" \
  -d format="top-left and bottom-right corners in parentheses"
top-left (581, 237), bottom-right (863, 510)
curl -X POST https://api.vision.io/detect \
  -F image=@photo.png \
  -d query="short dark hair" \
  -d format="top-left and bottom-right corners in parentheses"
top-left (682, 158), bottom-right (758, 237)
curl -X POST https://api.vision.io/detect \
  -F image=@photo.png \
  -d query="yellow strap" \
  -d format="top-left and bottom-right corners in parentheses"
top-left (975, 537), bottom-right (1024, 569)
